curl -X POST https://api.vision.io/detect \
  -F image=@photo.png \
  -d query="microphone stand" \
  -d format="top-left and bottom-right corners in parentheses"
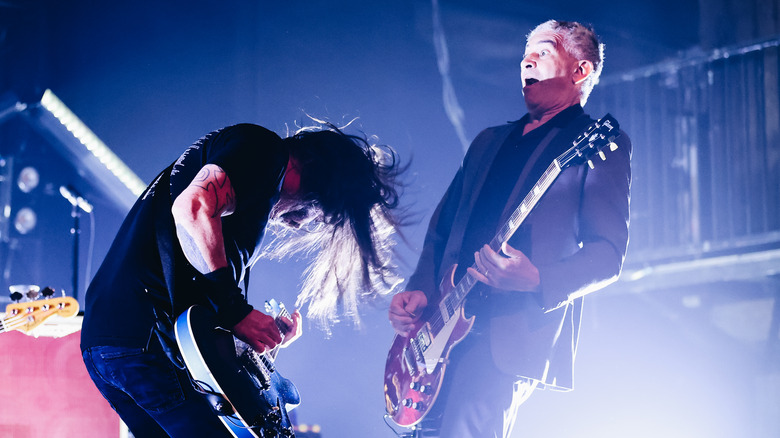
top-left (69, 202), bottom-right (81, 301)
top-left (60, 186), bottom-right (92, 300)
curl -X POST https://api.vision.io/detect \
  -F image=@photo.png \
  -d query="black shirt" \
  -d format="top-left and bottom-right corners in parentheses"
top-left (81, 124), bottom-right (288, 350)
top-left (456, 105), bottom-right (585, 314)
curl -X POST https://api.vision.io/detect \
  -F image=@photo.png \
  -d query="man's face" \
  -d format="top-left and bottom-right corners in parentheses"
top-left (521, 30), bottom-right (578, 89)
top-left (270, 196), bottom-right (321, 230)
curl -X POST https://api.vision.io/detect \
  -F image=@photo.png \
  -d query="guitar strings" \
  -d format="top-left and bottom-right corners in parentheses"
top-left (0, 313), bottom-right (37, 333)
top-left (267, 304), bottom-right (291, 362)
top-left (419, 161), bottom-right (562, 337)
top-left (0, 301), bottom-right (77, 333)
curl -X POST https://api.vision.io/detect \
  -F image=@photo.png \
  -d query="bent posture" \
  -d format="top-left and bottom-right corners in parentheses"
top-left (82, 122), bottom-right (403, 437)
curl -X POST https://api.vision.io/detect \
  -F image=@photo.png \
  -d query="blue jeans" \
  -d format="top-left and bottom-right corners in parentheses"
top-left (82, 345), bottom-right (231, 437)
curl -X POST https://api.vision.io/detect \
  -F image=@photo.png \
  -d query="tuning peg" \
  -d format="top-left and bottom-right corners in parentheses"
top-left (9, 285), bottom-right (42, 302)
top-left (587, 160), bottom-right (594, 169)
top-left (609, 142), bottom-right (618, 151)
top-left (41, 287), bottom-right (55, 298)
top-left (598, 150), bottom-right (607, 161)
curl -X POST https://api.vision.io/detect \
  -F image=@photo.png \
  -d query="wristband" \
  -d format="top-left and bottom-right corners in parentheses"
top-left (203, 267), bottom-right (253, 327)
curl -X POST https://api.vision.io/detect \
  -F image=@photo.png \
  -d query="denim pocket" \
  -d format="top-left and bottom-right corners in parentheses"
top-left (96, 346), bottom-right (186, 413)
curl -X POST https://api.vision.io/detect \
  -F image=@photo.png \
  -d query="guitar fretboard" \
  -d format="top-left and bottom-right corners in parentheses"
top-left (266, 300), bottom-right (290, 362)
top-left (429, 160), bottom-right (564, 334)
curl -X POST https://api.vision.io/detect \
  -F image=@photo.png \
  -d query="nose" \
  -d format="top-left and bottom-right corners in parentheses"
top-left (522, 55), bottom-right (535, 69)
top-left (281, 209), bottom-right (309, 229)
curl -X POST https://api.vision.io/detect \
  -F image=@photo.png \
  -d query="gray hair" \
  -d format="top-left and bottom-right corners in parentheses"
top-left (528, 20), bottom-right (605, 105)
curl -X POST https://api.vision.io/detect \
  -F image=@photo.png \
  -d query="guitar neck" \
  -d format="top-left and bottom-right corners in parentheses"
top-left (1, 297), bottom-right (79, 335)
top-left (441, 159), bottom-right (564, 311)
top-left (265, 301), bottom-right (291, 362)
top-left (0, 312), bottom-right (22, 334)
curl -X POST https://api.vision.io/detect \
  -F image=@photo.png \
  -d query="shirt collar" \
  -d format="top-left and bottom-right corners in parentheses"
top-left (511, 103), bottom-right (584, 130)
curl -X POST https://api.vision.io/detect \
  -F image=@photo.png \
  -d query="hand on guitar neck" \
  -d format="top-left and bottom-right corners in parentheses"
top-left (467, 241), bottom-right (540, 292)
top-left (276, 308), bottom-right (303, 348)
top-left (232, 308), bottom-right (302, 354)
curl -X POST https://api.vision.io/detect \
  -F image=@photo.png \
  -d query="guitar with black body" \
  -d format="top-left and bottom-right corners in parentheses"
top-left (383, 114), bottom-right (621, 428)
top-left (175, 299), bottom-right (300, 437)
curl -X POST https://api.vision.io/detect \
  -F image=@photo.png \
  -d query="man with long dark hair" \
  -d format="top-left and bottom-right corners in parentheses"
top-left (81, 122), bottom-right (403, 437)
top-left (388, 20), bottom-right (632, 437)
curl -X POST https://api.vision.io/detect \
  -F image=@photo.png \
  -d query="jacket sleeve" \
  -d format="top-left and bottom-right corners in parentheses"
top-left (535, 130), bottom-right (632, 311)
top-left (405, 164), bottom-right (465, 301)
top-left (405, 126), bottom-right (509, 300)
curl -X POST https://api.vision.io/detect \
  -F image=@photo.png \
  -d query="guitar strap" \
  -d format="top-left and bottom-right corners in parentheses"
top-left (149, 163), bottom-right (188, 369)
top-left (440, 122), bottom-right (564, 275)
top-left (499, 113), bottom-right (594, 223)
top-left (149, 163), bottom-right (253, 369)
top-left (151, 165), bottom-right (176, 306)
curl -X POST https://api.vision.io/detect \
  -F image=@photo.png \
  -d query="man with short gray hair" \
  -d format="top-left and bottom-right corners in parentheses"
top-left (389, 20), bottom-right (631, 437)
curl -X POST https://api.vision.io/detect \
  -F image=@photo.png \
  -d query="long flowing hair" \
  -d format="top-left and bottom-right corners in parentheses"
top-left (261, 122), bottom-right (405, 328)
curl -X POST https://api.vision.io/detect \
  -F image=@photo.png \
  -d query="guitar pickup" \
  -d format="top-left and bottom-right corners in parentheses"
top-left (404, 326), bottom-right (433, 375)
top-left (415, 326), bottom-right (432, 352)
top-left (403, 346), bottom-right (417, 374)
top-left (439, 301), bottom-right (454, 322)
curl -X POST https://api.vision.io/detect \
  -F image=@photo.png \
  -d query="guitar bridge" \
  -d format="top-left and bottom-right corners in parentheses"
top-left (403, 326), bottom-right (433, 376)
top-left (403, 344), bottom-right (417, 374)
top-left (237, 347), bottom-right (272, 390)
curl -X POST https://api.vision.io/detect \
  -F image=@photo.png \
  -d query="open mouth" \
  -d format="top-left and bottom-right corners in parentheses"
top-left (524, 78), bottom-right (539, 87)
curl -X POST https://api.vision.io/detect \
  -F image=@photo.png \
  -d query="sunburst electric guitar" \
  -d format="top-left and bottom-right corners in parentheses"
top-left (175, 299), bottom-right (300, 438)
top-left (384, 114), bottom-right (621, 427)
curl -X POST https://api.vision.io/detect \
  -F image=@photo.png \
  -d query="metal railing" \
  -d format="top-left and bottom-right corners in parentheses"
top-left (589, 36), bottom-right (780, 270)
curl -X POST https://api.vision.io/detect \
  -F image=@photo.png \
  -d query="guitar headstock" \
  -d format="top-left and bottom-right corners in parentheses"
top-left (558, 113), bottom-right (620, 170)
top-left (3, 296), bottom-right (79, 334)
top-left (264, 299), bottom-right (288, 319)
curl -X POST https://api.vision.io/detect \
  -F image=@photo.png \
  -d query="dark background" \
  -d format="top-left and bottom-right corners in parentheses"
top-left (1, 1), bottom-right (778, 437)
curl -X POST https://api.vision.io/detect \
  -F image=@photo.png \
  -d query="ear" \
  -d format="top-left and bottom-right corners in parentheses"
top-left (573, 60), bottom-right (594, 85)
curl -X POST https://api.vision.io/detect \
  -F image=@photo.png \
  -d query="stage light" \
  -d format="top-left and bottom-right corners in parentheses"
top-left (16, 166), bottom-right (39, 193)
top-left (13, 207), bottom-right (37, 234)
top-left (39, 89), bottom-right (146, 199)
